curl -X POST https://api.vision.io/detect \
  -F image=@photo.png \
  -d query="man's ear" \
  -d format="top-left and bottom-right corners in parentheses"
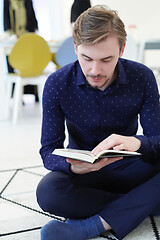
top-left (74, 44), bottom-right (78, 55)
top-left (120, 43), bottom-right (126, 57)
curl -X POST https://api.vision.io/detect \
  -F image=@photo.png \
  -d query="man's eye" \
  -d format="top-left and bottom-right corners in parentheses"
top-left (83, 56), bottom-right (91, 61)
top-left (103, 58), bottom-right (112, 63)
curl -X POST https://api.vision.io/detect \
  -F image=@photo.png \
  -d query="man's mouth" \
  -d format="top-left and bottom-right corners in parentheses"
top-left (88, 75), bottom-right (104, 81)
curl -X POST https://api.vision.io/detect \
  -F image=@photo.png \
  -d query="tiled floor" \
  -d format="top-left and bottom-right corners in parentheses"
top-left (0, 99), bottom-right (54, 239)
top-left (0, 95), bottom-right (160, 240)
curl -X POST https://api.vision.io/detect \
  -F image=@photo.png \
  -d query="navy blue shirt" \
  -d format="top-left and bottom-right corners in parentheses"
top-left (40, 58), bottom-right (160, 174)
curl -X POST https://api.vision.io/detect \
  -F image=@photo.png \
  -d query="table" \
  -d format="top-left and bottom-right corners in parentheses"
top-left (0, 38), bottom-right (61, 55)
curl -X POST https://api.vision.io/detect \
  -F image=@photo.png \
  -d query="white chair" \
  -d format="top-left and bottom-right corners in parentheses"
top-left (123, 35), bottom-right (138, 61)
top-left (0, 47), bottom-right (8, 120)
top-left (137, 39), bottom-right (160, 87)
top-left (6, 33), bottom-right (51, 124)
top-left (138, 39), bottom-right (160, 63)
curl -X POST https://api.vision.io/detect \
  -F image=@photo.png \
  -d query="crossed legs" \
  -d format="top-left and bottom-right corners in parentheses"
top-left (36, 158), bottom-right (160, 239)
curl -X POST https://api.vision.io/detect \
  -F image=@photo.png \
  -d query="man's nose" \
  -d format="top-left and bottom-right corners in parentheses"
top-left (90, 61), bottom-right (101, 75)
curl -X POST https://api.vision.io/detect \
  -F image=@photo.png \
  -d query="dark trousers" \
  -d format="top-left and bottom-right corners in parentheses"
top-left (36, 157), bottom-right (160, 239)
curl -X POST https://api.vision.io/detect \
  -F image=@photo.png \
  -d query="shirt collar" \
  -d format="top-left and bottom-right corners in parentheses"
top-left (75, 61), bottom-right (87, 86)
top-left (116, 58), bottom-right (128, 85)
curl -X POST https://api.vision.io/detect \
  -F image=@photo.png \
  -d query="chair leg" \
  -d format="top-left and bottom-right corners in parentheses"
top-left (6, 78), bottom-right (13, 119)
top-left (12, 78), bottom-right (22, 124)
top-left (37, 80), bottom-right (45, 113)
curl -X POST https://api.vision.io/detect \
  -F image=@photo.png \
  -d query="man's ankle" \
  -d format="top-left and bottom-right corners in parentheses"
top-left (99, 216), bottom-right (111, 231)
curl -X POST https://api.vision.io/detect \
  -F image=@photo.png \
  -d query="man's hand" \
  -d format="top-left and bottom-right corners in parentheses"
top-left (66, 156), bottom-right (123, 174)
top-left (92, 134), bottom-right (141, 156)
top-left (67, 134), bottom-right (141, 174)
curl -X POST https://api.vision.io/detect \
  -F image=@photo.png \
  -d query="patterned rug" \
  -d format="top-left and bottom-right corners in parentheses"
top-left (90, 216), bottom-right (160, 239)
top-left (0, 166), bottom-right (159, 240)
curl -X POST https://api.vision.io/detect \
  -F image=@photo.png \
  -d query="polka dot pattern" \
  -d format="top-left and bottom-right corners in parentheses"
top-left (40, 59), bottom-right (160, 173)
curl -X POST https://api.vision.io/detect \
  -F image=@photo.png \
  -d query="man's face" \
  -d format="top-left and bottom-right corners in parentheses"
top-left (75, 36), bottom-right (125, 90)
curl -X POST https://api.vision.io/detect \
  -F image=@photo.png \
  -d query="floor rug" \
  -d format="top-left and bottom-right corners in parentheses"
top-left (0, 166), bottom-right (159, 240)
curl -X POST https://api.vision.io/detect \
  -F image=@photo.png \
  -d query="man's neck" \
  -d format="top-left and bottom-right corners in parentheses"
top-left (98, 68), bottom-right (118, 91)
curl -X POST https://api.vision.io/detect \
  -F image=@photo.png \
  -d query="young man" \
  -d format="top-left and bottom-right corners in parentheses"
top-left (36, 5), bottom-right (160, 240)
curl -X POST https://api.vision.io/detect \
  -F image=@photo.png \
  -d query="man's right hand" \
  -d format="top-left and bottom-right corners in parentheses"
top-left (92, 134), bottom-right (141, 156)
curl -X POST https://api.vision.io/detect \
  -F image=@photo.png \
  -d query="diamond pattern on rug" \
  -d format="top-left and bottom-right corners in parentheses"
top-left (0, 166), bottom-right (159, 240)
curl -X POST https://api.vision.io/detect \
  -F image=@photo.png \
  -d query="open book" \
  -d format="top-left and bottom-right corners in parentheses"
top-left (52, 148), bottom-right (141, 163)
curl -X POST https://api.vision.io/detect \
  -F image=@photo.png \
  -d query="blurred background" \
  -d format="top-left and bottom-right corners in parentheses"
top-left (0, 1), bottom-right (160, 239)
top-left (1, 0), bottom-right (160, 43)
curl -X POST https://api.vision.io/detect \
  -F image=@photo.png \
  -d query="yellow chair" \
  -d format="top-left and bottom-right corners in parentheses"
top-left (6, 33), bottom-right (51, 124)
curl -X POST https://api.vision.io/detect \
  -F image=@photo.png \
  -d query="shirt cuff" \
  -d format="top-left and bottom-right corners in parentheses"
top-left (134, 135), bottom-right (158, 163)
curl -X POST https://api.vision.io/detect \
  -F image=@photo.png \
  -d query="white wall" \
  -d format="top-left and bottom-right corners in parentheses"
top-left (2, 0), bottom-right (160, 42)
top-left (33, 0), bottom-right (160, 42)
top-left (0, 0), bottom-right (3, 33)
top-left (32, 0), bottom-right (160, 70)
top-left (92, 0), bottom-right (160, 42)
top-left (33, 0), bottom-right (73, 41)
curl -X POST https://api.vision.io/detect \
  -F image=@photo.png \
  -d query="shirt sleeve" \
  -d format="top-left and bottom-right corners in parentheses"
top-left (136, 135), bottom-right (160, 163)
top-left (39, 75), bottom-right (71, 174)
top-left (135, 68), bottom-right (160, 163)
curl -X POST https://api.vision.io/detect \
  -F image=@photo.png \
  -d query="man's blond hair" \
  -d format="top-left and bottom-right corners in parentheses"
top-left (73, 5), bottom-right (127, 50)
